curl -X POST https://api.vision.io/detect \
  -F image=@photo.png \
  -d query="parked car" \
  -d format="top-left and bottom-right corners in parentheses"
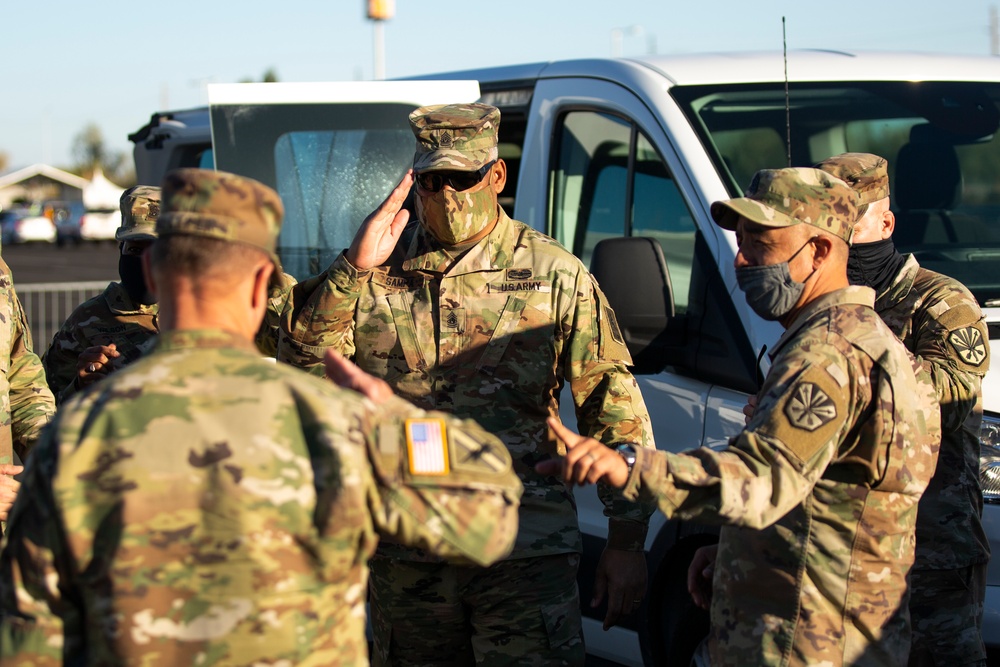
top-left (79, 208), bottom-right (120, 242)
top-left (0, 206), bottom-right (56, 244)
top-left (46, 201), bottom-right (86, 247)
top-left (132, 51), bottom-right (1000, 665)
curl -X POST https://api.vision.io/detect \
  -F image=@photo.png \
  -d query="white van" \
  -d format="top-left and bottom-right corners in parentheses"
top-left (130, 50), bottom-right (1000, 666)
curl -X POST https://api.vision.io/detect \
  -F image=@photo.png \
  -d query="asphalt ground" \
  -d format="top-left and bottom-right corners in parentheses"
top-left (4, 239), bottom-right (120, 284)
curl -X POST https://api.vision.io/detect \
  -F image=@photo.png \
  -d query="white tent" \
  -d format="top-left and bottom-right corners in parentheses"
top-left (82, 167), bottom-right (124, 210)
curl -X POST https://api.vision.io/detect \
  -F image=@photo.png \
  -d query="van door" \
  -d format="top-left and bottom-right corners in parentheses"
top-left (520, 75), bottom-right (757, 665)
top-left (207, 81), bottom-right (480, 279)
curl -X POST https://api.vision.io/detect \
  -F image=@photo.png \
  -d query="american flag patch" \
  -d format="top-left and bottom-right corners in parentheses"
top-left (405, 419), bottom-right (450, 475)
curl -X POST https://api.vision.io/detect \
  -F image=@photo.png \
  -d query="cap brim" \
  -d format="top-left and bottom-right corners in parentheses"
top-left (413, 148), bottom-right (497, 172)
top-left (710, 198), bottom-right (801, 231)
top-left (115, 230), bottom-right (157, 242)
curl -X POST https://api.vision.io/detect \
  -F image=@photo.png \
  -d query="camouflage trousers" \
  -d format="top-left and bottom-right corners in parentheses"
top-left (369, 553), bottom-right (585, 667)
top-left (908, 562), bottom-right (988, 666)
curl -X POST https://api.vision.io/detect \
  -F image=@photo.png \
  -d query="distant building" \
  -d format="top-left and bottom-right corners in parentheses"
top-left (0, 164), bottom-right (90, 210)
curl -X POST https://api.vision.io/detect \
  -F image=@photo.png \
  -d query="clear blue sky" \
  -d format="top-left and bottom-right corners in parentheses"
top-left (1, 0), bottom-right (996, 173)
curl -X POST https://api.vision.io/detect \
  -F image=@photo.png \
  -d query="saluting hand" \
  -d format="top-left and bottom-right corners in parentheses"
top-left (346, 170), bottom-right (414, 270)
top-left (535, 417), bottom-right (630, 488)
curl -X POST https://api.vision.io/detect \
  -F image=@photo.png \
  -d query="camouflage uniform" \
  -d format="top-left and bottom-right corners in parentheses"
top-left (42, 185), bottom-right (295, 402)
top-left (42, 186), bottom-right (161, 405)
top-left (0, 258), bottom-right (54, 468)
top-left (0, 169), bottom-right (522, 667)
top-left (42, 282), bottom-right (158, 404)
top-left (818, 153), bottom-right (990, 666)
top-left (641, 168), bottom-right (941, 666)
top-left (276, 104), bottom-right (654, 666)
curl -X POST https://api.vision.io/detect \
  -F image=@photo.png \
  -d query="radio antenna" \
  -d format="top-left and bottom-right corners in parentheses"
top-left (783, 16), bottom-right (791, 166)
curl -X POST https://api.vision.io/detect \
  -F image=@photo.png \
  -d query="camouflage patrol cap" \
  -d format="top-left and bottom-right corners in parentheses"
top-left (409, 103), bottom-right (500, 172)
top-left (710, 167), bottom-right (858, 243)
top-left (157, 169), bottom-right (283, 262)
top-left (813, 152), bottom-right (890, 206)
top-left (115, 185), bottom-right (161, 242)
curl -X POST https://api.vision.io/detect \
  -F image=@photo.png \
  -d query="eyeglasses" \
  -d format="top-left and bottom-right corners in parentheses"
top-left (415, 161), bottom-right (496, 193)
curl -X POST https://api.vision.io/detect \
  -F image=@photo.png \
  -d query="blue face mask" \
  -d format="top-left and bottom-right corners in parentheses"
top-left (735, 238), bottom-right (815, 321)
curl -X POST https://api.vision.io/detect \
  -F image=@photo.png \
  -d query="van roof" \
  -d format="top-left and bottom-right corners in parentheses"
top-left (408, 50), bottom-right (1000, 88)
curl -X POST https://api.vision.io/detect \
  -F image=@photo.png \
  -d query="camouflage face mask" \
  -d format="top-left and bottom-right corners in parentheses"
top-left (735, 237), bottom-right (816, 321)
top-left (415, 179), bottom-right (496, 246)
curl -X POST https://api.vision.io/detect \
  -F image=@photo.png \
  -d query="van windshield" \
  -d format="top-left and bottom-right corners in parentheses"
top-left (672, 81), bottom-right (1000, 305)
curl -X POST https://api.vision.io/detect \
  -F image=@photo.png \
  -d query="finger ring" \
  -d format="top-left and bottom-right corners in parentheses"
top-left (87, 363), bottom-right (97, 373)
top-left (586, 452), bottom-right (598, 462)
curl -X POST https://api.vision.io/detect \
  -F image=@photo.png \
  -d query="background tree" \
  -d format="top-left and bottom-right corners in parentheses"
top-left (239, 67), bottom-right (279, 83)
top-left (69, 123), bottom-right (135, 186)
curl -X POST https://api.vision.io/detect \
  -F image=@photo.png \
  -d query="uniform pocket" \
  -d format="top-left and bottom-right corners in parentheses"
top-left (540, 597), bottom-right (583, 650)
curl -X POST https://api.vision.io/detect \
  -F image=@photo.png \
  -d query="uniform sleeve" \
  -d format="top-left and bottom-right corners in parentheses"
top-left (909, 287), bottom-right (989, 433)
top-left (41, 312), bottom-right (88, 406)
top-left (361, 394), bottom-right (523, 567)
top-left (564, 271), bottom-right (656, 549)
top-left (254, 271), bottom-right (298, 357)
top-left (8, 292), bottom-right (55, 459)
top-left (621, 343), bottom-right (855, 530)
top-left (0, 429), bottom-right (81, 665)
top-left (276, 253), bottom-right (366, 377)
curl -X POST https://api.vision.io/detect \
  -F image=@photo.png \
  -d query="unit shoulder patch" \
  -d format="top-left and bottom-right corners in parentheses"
top-left (948, 326), bottom-right (987, 366)
top-left (784, 382), bottom-right (838, 432)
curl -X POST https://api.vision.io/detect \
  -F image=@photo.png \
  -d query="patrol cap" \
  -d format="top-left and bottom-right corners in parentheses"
top-left (115, 185), bottom-right (160, 242)
top-left (813, 152), bottom-right (890, 207)
top-left (157, 168), bottom-right (283, 263)
top-left (710, 167), bottom-right (858, 243)
top-left (409, 103), bottom-right (500, 172)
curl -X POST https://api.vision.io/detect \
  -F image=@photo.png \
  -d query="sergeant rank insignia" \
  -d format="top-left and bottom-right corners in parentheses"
top-left (784, 382), bottom-right (837, 431)
top-left (405, 418), bottom-right (450, 475)
top-left (949, 326), bottom-right (987, 366)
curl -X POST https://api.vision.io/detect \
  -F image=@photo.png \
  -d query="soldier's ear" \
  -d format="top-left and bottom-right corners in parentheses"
top-left (882, 209), bottom-right (896, 239)
top-left (810, 234), bottom-right (835, 267)
top-left (491, 159), bottom-right (507, 195)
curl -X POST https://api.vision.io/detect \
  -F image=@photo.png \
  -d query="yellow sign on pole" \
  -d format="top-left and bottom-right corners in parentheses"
top-left (367, 0), bottom-right (395, 20)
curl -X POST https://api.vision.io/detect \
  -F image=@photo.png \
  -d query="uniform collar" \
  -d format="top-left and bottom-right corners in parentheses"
top-left (155, 329), bottom-right (258, 354)
top-left (771, 285), bottom-right (877, 360)
top-left (106, 281), bottom-right (158, 316)
top-left (402, 207), bottom-right (517, 275)
top-left (874, 254), bottom-right (919, 312)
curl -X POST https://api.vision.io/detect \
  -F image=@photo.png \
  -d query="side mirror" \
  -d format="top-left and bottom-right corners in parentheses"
top-left (590, 237), bottom-right (682, 374)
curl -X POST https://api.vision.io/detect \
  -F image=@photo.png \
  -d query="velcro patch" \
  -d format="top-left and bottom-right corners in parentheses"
top-left (405, 419), bottom-right (450, 475)
top-left (948, 326), bottom-right (988, 367)
top-left (784, 382), bottom-right (838, 432)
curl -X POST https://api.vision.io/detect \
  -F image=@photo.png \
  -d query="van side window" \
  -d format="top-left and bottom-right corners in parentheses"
top-left (550, 110), bottom-right (697, 313)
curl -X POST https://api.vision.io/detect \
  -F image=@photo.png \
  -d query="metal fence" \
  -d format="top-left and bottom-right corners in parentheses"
top-left (15, 281), bottom-right (113, 351)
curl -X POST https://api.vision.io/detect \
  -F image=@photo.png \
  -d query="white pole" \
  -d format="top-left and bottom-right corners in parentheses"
top-left (373, 20), bottom-right (386, 80)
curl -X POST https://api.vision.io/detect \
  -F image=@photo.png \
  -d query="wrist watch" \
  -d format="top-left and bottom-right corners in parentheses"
top-left (615, 443), bottom-right (638, 475)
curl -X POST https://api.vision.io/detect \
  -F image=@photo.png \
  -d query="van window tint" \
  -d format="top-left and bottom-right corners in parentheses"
top-left (274, 129), bottom-right (412, 277)
top-left (673, 81), bottom-right (1000, 305)
top-left (550, 110), bottom-right (697, 313)
top-left (210, 101), bottom-right (416, 280)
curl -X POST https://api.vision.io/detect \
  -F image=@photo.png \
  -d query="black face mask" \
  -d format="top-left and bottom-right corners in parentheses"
top-left (846, 238), bottom-right (907, 297)
top-left (118, 254), bottom-right (157, 306)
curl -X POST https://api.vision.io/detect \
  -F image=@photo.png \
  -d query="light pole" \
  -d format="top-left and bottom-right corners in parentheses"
top-left (367, 0), bottom-right (395, 80)
top-left (610, 24), bottom-right (644, 58)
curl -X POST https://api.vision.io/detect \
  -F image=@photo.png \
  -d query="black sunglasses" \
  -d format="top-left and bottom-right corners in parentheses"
top-left (416, 161), bottom-right (496, 193)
